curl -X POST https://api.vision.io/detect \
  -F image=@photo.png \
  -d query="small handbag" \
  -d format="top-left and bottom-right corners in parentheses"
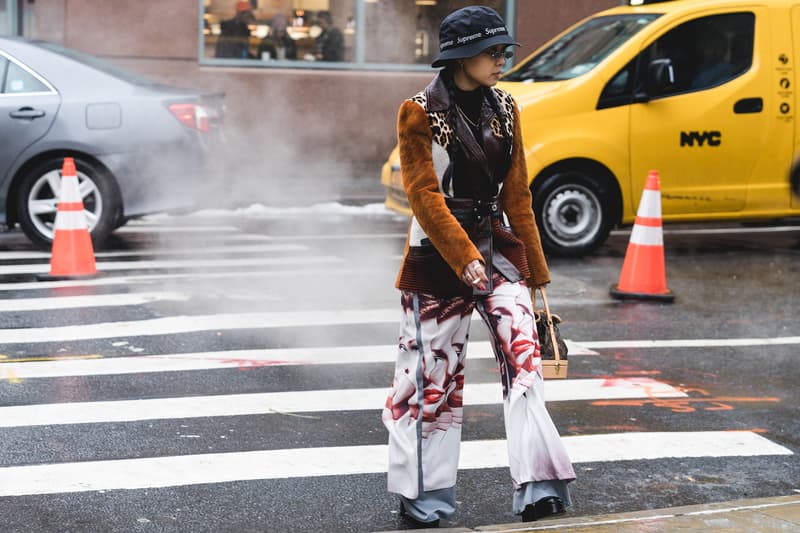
top-left (534, 287), bottom-right (568, 379)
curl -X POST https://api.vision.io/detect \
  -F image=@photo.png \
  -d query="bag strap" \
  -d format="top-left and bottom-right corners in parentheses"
top-left (537, 287), bottom-right (562, 363)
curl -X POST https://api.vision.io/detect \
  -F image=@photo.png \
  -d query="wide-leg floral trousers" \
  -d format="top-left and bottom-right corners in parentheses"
top-left (382, 276), bottom-right (575, 522)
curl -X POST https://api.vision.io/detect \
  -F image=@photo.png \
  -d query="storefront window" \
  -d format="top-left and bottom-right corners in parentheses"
top-left (201, 0), bottom-right (514, 70)
top-left (203, 0), bottom-right (356, 63)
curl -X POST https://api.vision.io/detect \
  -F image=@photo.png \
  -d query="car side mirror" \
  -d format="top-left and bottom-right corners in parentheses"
top-left (646, 58), bottom-right (675, 96)
top-left (634, 58), bottom-right (675, 102)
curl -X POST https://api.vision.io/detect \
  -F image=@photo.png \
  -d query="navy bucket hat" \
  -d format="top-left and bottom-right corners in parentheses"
top-left (432, 6), bottom-right (519, 68)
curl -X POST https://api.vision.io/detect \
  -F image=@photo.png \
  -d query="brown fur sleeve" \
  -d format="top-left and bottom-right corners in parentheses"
top-left (499, 99), bottom-right (551, 287)
top-left (398, 100), bottom-right (483, 278)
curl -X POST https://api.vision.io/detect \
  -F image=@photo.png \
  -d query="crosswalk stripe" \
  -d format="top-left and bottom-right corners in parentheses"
top-left (0, 292), bottom-right (192, 312)
top-left (0, 243), bottom-right (308, 261)
top-left (0, 342), bottom-right (594, 378)
top-left (119, 223), bottom-right (407, 240)
top-left (0, 255), bottom-right (343, 276)
top-left (116, 225), bottom-right (239, 233)
top-left (0, 432), bottom-right (789, 497)
top-left (266, 233), bottom-right (407, 241)
top-left (1, 304), bottom-right (798, 350)
top-left (1, 222), bottom-right (792, 513)
top-left (610, 225), bottom-right (800, 236)
top-left (0, 378), bottom-right (683, 428)
top-left (581, 337), bottom-right (800, 348)
top-left (0, 309), bottom-right (400, 343)
top-left (0, 267), bottom-right (386, 291)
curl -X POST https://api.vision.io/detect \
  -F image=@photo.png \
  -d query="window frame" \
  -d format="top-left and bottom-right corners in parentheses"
top-left (197, 0), bottom-right (516, 71)
top-left (0, 50), bottom-right (57, 96)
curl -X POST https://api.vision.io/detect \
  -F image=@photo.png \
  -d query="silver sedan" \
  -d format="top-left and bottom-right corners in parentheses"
top-left (0, 36), bottom-right (224, 249)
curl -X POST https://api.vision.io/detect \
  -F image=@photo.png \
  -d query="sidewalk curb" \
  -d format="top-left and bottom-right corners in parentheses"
top-left (477, 494), bottom-right (800, 532)
top-left (379, 494), bottom-right (800, 532)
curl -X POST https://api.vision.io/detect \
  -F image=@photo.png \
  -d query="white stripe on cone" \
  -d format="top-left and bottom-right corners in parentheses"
top-left (52, 210), bottom-right (91, 231)
top-left (637, 189), bottom-right (662, 218)
top-left (56, 175), bottom-right (83, 204)
top-left (629, 224), bottom-right (663, 246)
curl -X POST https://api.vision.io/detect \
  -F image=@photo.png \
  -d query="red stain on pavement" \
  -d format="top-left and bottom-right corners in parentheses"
top-left (614, 370), bottom-right (663, 376)
top-left (591, 396), bottom-right (780, 413)
top-left (566, 425), bottom-right (645, 433)
top-left (219, 358), bottom-right (313, 370)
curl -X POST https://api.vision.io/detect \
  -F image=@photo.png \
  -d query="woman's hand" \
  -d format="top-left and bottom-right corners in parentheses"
top-left (462, 260), bottom-right (489, 291)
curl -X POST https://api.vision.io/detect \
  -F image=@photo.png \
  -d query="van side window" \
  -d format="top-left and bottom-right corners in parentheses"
top-left (597, 12), bottom-right (755, 108)
top-left (641, 12), bottom-right (754, 98)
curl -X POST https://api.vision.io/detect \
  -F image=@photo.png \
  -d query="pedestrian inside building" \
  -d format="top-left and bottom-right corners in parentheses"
top-left (214, 0), bottom-right (256, 59)
top-left (313, 10), bottom-right (344, 61)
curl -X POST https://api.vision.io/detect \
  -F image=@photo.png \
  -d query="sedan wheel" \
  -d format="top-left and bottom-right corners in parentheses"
top-left (16, 157), bottom-right (120, 250)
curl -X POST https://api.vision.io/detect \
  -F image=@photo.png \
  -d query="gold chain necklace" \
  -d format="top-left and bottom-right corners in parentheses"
top-left (455, 104), bottom-right (480, 128)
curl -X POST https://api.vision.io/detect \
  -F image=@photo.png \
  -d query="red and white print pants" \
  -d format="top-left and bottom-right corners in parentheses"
top-left (382, 277), bottom-right (575, 502)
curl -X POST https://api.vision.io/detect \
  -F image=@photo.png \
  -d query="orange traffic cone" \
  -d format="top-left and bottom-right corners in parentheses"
top-left (45, 157), bottom-right (97, 278)
top-left (610, 170), bottom-right (674, 302)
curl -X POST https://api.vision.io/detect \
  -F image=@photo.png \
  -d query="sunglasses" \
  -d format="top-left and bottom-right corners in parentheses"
top-left (483, 49), bottom-right (514, 60)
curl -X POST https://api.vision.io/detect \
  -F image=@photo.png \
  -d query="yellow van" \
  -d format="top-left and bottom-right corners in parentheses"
top-left (382, 0), bottom-right (800, 256)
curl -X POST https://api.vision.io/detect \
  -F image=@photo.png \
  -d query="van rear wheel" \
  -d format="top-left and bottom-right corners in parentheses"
top-left (532, 169), bottom-right (616, 257)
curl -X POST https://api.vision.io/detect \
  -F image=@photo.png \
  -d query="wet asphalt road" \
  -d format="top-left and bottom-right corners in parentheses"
top-left (0, 208), bottom-right (798, 533)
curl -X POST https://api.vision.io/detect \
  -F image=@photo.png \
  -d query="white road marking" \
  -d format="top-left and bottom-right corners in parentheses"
top-left (0, 378), bottom-right (682, 428)
top-left (0, 255), bottom-right (342, 275)
top-left (116, 225), bottom-right (239, 233)
top-left (0, 304), bottom-right (797, 350)
top-left (0, 243), bottom-right (307, 261)
top-left (0, 267), bottom-right (386, 291)
top-left (264, 233), bottom-right (407, 241)
top-left (0, 432), bottom-right (789, 497)
top-left (582, 337), bottom-right (800, 349)
top-left (120, 221), bottom-right (407, 240)
top-left (611, 225), bottom-right (800, 236)
top-left (0, 292), bottom-right (190, 312)
top-left (0, 341), bottom-right (595, 378)
top-left (0, 309), bottom-right (399, 343)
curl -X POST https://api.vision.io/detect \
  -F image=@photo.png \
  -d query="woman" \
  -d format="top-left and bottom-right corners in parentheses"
top-left (381, 5), bottom-right (575, 529)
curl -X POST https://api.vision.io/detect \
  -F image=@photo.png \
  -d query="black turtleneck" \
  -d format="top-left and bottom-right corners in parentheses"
top-left (449, 84), bottom-right (498, 199)
top-left (453, 85), bottom-right (483, 140)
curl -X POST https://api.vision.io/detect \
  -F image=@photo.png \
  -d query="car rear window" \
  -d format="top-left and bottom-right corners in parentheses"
top-left (32, 41), bottom-right (160, 87)
top-left (2, 59), bottom-right (50, 93)
top-left (0, 54), bottom-right (52, 94)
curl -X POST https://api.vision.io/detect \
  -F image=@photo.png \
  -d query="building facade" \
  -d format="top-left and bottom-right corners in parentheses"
top-left (2, 0), bottom-right (617, 179)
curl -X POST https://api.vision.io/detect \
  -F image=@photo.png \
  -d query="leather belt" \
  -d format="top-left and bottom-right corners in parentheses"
top-left (445, 197), bottom-right (522, 296)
